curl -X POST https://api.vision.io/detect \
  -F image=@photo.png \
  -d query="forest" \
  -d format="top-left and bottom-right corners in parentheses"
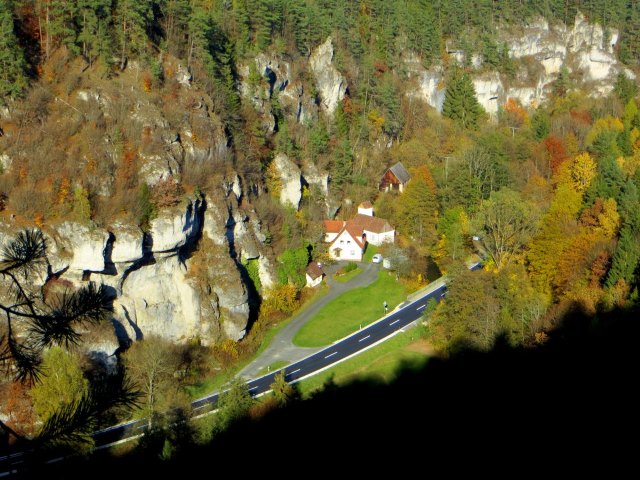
top-left (0, 0), bottom-right (639, 472)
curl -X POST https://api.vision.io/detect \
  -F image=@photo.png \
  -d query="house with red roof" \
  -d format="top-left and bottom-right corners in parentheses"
top-left (322, 202), bottom-right (395, 261)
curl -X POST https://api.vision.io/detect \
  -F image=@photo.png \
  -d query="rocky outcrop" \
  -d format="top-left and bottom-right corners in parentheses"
top-left (310, 37), bottom-right (347, 115)
top-left (239, 54), bottom-right (317, 125)
top-left (0, 153), bottom-right (12, 172)
top-left (118, 256), bottom-right (202, 342)
top-left (54, 222), bottom-right (109, 272)
top-left (273, 153), bottom-right (302, 209)
top-left (149, 197), bottom-right (203, 253)
top-left (408, 12), bottom-right (634, 116)
top-left (110, 224), bottom-right (144, 264)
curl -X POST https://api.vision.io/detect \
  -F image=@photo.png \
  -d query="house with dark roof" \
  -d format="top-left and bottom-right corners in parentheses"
top-left (379, 162), bottom-right (411, 193)
top-left (323, 202), bottom-right (395, 261)
top-left (305, 262), bottom-right (325, 288)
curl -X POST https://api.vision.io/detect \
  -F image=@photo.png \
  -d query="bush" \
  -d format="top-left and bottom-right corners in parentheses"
top-left (344, 261), bottom-right (358, 272)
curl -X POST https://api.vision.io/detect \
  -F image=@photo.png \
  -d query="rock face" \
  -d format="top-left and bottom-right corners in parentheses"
top-left (149, 198), bottom-right (203, 253)
top-left (310, 37), bottom-right (348, 115)
top-left (54, 222), bottom-right (109, 272)
top-left (273, 153), bottom-right (302, 209)
top-left (110, 224), bottom-right (144, 264)
top-left (408, 12), bottom-right (634, 116)
top-left (118, 256), bottom-right (201, 342)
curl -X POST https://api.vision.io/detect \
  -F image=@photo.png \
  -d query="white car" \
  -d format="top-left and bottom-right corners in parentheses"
top-left (372, 253), bottom-right (383, 264)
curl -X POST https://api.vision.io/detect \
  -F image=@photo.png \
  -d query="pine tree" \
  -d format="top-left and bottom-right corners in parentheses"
top-left (606, 225), bottom-right (640, 288)
top-left (0, 1), bottom-right (28, 99)
top-left (442, 68), bottom-right (484, 130)
top-left (77, 0), bottom-right (112, 65)
top-left (115, 0), bottom-right (152, 69)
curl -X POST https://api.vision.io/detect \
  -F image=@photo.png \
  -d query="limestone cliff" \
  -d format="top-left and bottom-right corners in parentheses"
top-left (407, 12), bottom-right (635, 116)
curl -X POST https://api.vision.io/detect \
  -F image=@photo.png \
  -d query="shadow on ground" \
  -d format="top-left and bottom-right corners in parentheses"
top-left (23, 302), bottom-right (640, 477)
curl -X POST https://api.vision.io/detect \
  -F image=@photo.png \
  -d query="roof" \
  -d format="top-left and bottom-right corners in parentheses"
top-left (388, 162), bottom-right (411, 184)
top-left (358, 201), bottom-right (373, 209)
top-left (350, 213), bottom-right (394, 234)
top-left (344, 224), bottom-right (366, 249)
top-left (306, 262), bottom-right (324, 280)
top-left (323, 219), bottom-right (345, 233)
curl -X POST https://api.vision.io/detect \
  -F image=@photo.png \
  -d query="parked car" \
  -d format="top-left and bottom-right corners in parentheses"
top-left (372, 253), bottom-right (383, 264)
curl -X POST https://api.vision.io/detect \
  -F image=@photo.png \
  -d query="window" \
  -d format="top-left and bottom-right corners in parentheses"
top-left (350, 250), bottom-right (355, 255)
top-left (347, 240), bottom-right (351, 244)
top-left (340, 239), bottom-right (344, 244)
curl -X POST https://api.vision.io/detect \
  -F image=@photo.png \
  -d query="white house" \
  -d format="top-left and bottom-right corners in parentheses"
top-left (323, 202), bottom-right (395, 261)
top-left (306, 262), bottom-right (325, 288)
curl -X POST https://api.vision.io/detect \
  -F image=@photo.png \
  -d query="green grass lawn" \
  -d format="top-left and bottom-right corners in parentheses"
top-left (333, 267), bottom-right (362, 283)
top-left (293, 271), bottom-right (407, 347)
top-left (296, 328), bottom-right (430, 397)
top-left (185, 284), bottom-right (329, 399)
top-left (362, 244), bottom-right (379, 263)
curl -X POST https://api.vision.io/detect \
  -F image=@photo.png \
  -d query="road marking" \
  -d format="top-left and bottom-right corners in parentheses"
top-left (389, 319), bottom-right (400, 326)
top-left (358, 335), bottom-right (371, 342)
top-left (287, 369), bottom-right (301, 375)
top-left (325, 352), bottom-right (338, 359)
top-left (417, 304), bottom-right (426, 310)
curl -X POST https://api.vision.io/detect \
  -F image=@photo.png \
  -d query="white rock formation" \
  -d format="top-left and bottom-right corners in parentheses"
top-left (473, 72), bottom-right (504, 116)
top-left (310, 37), bottom-right (347, 115)
top-left (410, 12), bottom-right (631, 116)
top-left (110, 224), bottom-right (144, 263)
top-left (54, 222), bottom-right (109, 272)
top-left (139, 153), bottom-right (180, 186)
top-left (258, 255), bottom-right (276, 291)
top-left (415, 70), bottom-right (446, 113)
top-left (119, 256), bottom-right (201, 342)
top-left (149, 198), bottom-right (202, 253)
top-left (0, 154), bottom-right (12, 172)
top-left (302, 162), bottom-right (330, 196)
top-left (176, 64), bottom-right (192, 87)
top-left (273, 153), bottom-right (302, 209)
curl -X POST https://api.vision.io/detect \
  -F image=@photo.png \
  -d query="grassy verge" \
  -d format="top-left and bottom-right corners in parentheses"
top-left (293, 271), bottom-right (407, 347)
top-left (362, 244), bottom-right (379, 263)
top-left (296, 328), bottom-right (431, 397)
top-left (185, 284), bottom-right (329, 399)
top-left (333, 267), bottom-right (362, 283)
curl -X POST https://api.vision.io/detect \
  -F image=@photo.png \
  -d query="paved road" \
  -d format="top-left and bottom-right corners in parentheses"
top-left (239, 261), bottom-right (381, 378)
top-left (0, 262), bottom-right (481, 471)
top-left (90, 262), bottom-right (482, 448)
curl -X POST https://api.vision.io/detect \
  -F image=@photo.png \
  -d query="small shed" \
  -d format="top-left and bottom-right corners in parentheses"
top-left (379, 162), bottom-right (411, 193)
top-left (306, 262), bottom-right (325, 288)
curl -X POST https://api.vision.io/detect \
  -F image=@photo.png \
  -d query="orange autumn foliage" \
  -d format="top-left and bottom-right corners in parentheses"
top-left (544, 135), bottom-right (568, 173)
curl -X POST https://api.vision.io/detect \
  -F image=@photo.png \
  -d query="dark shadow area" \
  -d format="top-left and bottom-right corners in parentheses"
top-left (17, 302), bottom-right (640, 478)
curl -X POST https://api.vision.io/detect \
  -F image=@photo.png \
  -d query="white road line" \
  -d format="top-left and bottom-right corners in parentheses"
top-left (389, 319), bottom-right (400, 326)
top-left (417, 304), bottom-right (426, 310)
top-left (358, 335), bottom-right (371, 342)
top-left (287, 369), bottom-right (301, 375)
top-left (324, 352), bottom-right (338, 359)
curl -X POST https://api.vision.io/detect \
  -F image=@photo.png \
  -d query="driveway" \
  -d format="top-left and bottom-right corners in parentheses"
top-left (238, 261), bottom-right (381, 379)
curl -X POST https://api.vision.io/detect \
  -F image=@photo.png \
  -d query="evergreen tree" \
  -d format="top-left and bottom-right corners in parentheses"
top-left (606, 225), bottom-right (640, 288)
top-left (77, 0), bottom-right (113, 65)
top-left (442, 68), bottom-right (484, 129)
top-left (0, 1), bottom-right (28, 99)
top-left (115, 0), bottom-right (153, 69)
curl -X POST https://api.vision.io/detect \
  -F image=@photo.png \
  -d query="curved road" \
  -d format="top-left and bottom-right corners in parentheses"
top-left (91, 262), bottom-right (481, 448)
top-left (0, 262), bottom-right (480, 471)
